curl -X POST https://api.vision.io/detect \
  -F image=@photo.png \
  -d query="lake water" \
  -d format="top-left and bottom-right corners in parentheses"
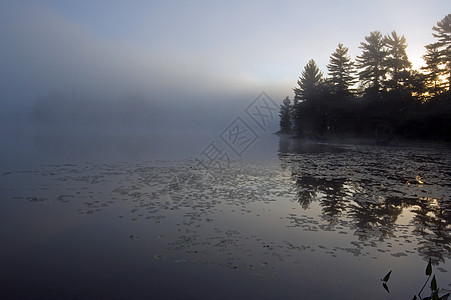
top-left (1, 133), bottom-right (450, 299)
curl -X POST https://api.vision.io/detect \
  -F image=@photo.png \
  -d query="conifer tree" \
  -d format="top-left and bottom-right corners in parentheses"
top-left (384, 31), bottom-right (411, 91)
top-left (327, 43), bottom-right (356, 98)
top-left (422, 43), bottom-right (446, 96)
top-left (356, 31), bottom-right (388, 95)
top-left (431, 13), bottom-right (451, 90)
top-left (293, 59), bottom-right (323, 103)
top-left (279, 96), bottom-right (293, 133)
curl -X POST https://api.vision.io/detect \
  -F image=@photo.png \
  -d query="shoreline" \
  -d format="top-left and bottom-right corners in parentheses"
top-left (274, 131), bottom-right (451, 148)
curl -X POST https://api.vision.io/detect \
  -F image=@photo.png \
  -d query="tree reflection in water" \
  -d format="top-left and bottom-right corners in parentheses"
top-left (412, 198), bottom-right (451, 263)
top-left (277, 135), bottom-right (451, 264)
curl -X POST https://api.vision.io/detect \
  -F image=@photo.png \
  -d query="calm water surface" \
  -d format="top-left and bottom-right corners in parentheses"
top-left (1, 134), bottom-right (450, 299)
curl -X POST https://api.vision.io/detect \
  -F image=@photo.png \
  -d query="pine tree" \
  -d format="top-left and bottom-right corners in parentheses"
top-left (327, 43), bottom-right (356, 98)
top-left (421, 43), bottom-right (446, 96)
top-left (293, 60), bottom-right (329, 136)
top-left (279, 96), bottom-right (293, 133)
top-left (384, 31), bottom-right (411, 91)
top-left (293, 59), bottom-right (323, 103)
top-left (431, 13), bottom-right (451, 90)
top-left (356, 31), bottom-right (388, 96)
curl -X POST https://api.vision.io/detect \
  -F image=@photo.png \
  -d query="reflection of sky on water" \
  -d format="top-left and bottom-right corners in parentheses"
top-left (1, 136), bottom-right (450, 299)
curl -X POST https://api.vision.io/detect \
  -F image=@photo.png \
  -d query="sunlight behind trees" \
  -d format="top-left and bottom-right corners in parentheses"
top-left (281, 13), bottom-right (451, 141)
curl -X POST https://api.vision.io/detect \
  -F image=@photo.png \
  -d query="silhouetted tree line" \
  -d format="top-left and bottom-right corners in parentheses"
top-left (279, 14), bottom-right (451, 142)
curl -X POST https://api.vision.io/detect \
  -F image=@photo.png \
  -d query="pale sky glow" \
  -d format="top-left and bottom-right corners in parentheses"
top-left (0, 0), bottom-right (449, 111)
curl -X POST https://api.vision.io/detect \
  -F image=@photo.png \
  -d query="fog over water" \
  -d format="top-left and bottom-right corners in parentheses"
top-left (0, 93), bottom-right (280, 168)
top-left (1, 2), bottom-right (450, 299)
top-left (0, 2), bottom-right (285, 168)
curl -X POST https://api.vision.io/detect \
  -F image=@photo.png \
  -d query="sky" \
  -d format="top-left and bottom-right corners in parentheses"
top-left (0, 0), bottom-right (449, 114)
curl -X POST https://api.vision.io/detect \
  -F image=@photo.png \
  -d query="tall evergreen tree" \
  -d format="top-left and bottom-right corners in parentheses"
top-left (356, 31), bottom-right (388, 95)
top-left (279, 96), bottom-right (293, 133)
top-left (384, 31), bottom-right (411, 91)
top-left (293, 59), bottom-right (323, 103)
top-left (422, 43), bottom-right (446, 96)
top-left (293, 59), bottom-right (326, 135)
top-left (327, 43), bottom-right (356, 98)
top-left (431, 13), bottom-right (451, 90)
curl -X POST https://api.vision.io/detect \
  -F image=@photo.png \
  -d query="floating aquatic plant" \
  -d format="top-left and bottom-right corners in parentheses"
top-left (382, 258), bottom-right (450, 299)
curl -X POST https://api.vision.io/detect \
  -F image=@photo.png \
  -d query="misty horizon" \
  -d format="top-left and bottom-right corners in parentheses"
top-left (1, 2), bottom-right (450, 299)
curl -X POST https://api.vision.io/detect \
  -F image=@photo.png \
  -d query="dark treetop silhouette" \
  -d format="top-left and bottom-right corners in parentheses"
top-left (280, 13), bottom-right (451, 142)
